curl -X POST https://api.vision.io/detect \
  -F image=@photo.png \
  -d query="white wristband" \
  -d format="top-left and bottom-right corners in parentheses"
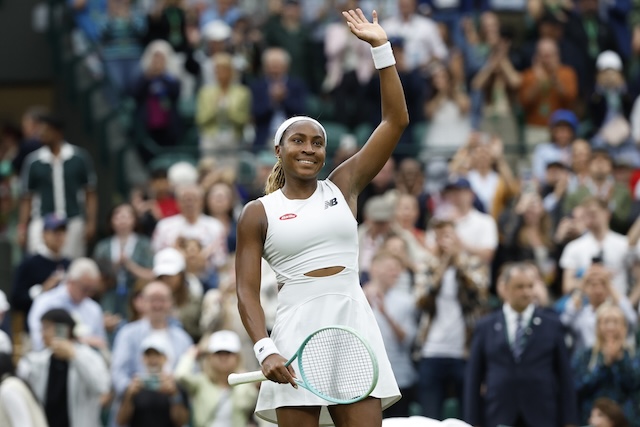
top-left (254, 337), bottom-right (279, 365)
top-left (371, 41), bottom-right (396, 70)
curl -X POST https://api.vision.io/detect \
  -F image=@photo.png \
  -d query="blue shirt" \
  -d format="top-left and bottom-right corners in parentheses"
top-left (27, 283), bottom-right (106, 351)
top-left (110, 318), bottom-right (193, 396)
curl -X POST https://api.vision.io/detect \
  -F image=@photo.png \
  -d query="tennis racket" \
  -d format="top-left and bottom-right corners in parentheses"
top-left (227, 325), bottom-right (379, 404)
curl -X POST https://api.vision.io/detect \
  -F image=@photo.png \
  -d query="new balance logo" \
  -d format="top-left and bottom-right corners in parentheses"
top-left (324, 198), bottom-right (338, 209)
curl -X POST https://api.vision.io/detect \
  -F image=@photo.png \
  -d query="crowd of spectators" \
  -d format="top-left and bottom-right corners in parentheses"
top-left (2, 0), bottom-right (640, 426)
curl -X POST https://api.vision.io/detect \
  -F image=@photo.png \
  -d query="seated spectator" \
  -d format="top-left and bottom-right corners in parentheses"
top-left (469, 18), bottom-right (522, 146)
top-left (98, 0), bottom-right (146, 100)
top-left (498, 192), bottom-right (556, 285)
top-left (415, 218), bottom-right (488, 420)
top-left (564, 148), bottom-right (632, 234)
top-left (27, 258), bottom-right (106, 352)
top-left (0, 352), bottom-right (48, 427)
top-left (93, 203), bottom-right (154, 321)
top-left (175, 330), bottom-right (258, 427)
top-left (559, 197), bottom-right (630, 295)
top-left (519, 38), bottom-right (578, 148)
top-left (196, 53), bottom-right (251, 163)
top-left (569, 138), bottom-right (592, 191)
top-left (152, 183), bottom-right (228, 272)
top-left (131, 40), bottom-right (182, 163)
top-left (363, 251), bottom-right (418, 418)
top-left (380, 234), bottom-right (422, 294)
top-left (18, 308), bottom-right (110, 427)
top-left (111, 281), bottom-right (193, 398)
top-left (130, 167), bottom-right (180, 236)
top-left (249, 47), bottom-right (307, 147)
top-left (10, 213), bottom-right (71, 330)
top-left (262, 0), bottom-right (319, 90)
top-left (322, 0), bottom-right (375, 128)
top-left (394, 158), bottom-right (433, 231)
top-left (204, 181), bottom-right (239, 254)
top-left (116, 334), bottom-right (190, 427)
top-left (422, 65), bottom-right (471, 153)
top-left (531, 109), bottom-right (577, 183)
top-left (0, 291), bottom-right (11, 354)
top-left (449, 134), bottom-right (518, 219)
top-left (358, 194), bottom-right (397, 282)
top-left (571, 304), bottom-right (640, 425)
top-left (153, 247), bottom-right (203, 341)
top-left (394, 193), bottom-right (427, 248)
top-left (588, 51), bottom-right (640, 167)
top-left (381, 0), bottom-right (448, 73)
top-left (589, 397), bottom-right (630, 427)
top-left (432, 177), bottom-right (498, 263)
top-left (539, 160), bottom-right (572, 227)
top-left (561, 264), bottom-right (637, 355)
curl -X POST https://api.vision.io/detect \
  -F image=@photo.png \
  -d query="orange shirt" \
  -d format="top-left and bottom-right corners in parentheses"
top-left (519, 65), bottom-right (578, 127)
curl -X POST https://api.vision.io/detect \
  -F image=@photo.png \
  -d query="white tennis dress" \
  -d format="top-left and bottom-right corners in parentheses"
top-left (255, 179), bottom-right (401, 425)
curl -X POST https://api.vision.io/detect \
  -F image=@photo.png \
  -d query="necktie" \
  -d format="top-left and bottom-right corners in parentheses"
top-left (512, 314), bottom-right (525, 360)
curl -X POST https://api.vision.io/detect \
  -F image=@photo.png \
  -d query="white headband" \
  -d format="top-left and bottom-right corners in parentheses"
top-left (273, 116), bottom-right (327, 146)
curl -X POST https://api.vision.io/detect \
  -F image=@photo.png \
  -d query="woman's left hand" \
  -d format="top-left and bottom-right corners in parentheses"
top-left (342, 8), bottom-right (388, 47)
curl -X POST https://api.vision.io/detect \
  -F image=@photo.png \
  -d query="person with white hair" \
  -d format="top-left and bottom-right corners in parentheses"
top-left (152, 183), bottom-right (228, 272)
top-left (131, 39), bottom-right (182, 163)
top-left (27, 257), bottom-right (106, 351)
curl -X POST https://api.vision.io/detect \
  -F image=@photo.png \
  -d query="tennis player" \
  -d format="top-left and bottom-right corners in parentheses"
top-left (236, 8), bottom-right (408, 427)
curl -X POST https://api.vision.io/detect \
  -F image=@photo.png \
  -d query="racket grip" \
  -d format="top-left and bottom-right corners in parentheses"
top-left (228, 370), bottom-right (268, 386)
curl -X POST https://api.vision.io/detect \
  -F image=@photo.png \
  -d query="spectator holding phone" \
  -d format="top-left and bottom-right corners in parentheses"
top-left (116, 334), bottom-right (190, 427)
top-left (175, 330), bottom-right (257, 427)
top-left (18, 308), bottom-right (110, 427)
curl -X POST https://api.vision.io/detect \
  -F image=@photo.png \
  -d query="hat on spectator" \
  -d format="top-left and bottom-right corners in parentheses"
top-left (153, 247), bottom-right (186, 277)
top-left (141, 333), bottom-right (171, 355)
top-left (443, 177), bottom-right (472, 192)
top-left (168, 161), bottom-right (199, 187)
top-left (207, 330), bottom-right (241, 353)
top-left (364, 195), bottom-right (395, 222)
top-left (43, 213), bottom-right (67, 231)
top-left (549, 109), bottom-right (578, 132)
top-left (546, 160), bottom-right (570, 170)
top-left (0, 290), bottom-right (9, 313)
top-left (203, 20), bottom-right (231, 42)
top-left (596, 50), bottom-right (623, 72)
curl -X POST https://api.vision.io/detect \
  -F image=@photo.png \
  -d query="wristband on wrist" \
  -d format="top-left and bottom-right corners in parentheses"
top-left (254, 337), bottom-right (279, 365)
top-left (371, 41), bottom-right (396, 70)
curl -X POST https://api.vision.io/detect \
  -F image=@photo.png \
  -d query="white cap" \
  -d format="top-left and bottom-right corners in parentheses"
top-left (596, 50), bottom-right (622, 71)
top-left (207, 330), bottom-right (241, 353)
top-left (203, 20), bottom-right (231, 42)
top-left (167, 161), bottom-right (198, 187)
top-left (153, 247), bottom-right (186, 277)
top-left (140, 333), bottom-right (171, 355)
top-left (0, 290), bottom-right (9, 313)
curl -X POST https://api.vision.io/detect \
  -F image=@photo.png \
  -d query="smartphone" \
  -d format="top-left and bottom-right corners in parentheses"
top-left (142, 374), bottom-right (161, 391)
top-left (54, 323), bottom-right (70, 339)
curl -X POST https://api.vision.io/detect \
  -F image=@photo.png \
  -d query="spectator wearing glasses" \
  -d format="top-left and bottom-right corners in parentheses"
top-left (27, 258), bottom-right (106, 352)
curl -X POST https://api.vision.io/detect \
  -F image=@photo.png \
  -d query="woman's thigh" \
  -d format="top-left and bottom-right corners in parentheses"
top-left (275, 406), bottom-right (322, 427)
top-left (328, 398), bottom-right (382, 427)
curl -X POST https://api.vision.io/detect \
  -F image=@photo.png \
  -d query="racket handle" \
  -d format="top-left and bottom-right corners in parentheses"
top-left (228, 370), bottom-right (267, 386)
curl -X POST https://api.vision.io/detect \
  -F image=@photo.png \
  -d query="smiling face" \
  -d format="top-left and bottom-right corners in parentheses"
top-left (276, 120), bottom-right (326, 180)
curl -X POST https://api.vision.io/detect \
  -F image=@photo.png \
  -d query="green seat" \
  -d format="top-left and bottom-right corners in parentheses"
top-left (354, 122), bottom-right (374, 147)
top-left (148, 152), bottom-right (198, 172)
top-left (322, 121), bottom-right (350, 159)
top-left (441, 397), bottom-right (460, 419)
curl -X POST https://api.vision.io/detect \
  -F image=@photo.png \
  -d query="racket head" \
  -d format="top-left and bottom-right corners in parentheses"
top-left (295, 325), bottom-right (379, 404)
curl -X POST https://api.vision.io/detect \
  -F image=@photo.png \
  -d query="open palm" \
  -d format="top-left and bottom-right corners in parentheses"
top-left (342, 8), bottom-right (388, 47)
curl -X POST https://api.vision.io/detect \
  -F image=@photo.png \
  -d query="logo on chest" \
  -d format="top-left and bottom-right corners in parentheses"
top-left (324, 198), bottom-right (338, 209)
top-left (279, 213), bottom-right (297, 220)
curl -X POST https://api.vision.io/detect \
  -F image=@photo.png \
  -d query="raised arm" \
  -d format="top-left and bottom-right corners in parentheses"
top-left (329, 9), bottom-right (409, 206)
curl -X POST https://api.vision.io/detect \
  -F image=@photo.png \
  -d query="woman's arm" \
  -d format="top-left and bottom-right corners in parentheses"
top-left (235, 201), bottom-right (297, 387)
top-left (329, 9), bottom-right (409, 209)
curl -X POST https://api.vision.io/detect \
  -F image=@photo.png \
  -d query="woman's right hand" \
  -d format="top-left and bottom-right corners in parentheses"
top-left (262, 354), bottom-right (298, 388)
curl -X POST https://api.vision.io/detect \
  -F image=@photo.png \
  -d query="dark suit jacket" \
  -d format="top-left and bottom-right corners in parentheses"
top-left (464, 307), bottom-right (578, 427)
top-left (250, 76), bottom-right (308, 148)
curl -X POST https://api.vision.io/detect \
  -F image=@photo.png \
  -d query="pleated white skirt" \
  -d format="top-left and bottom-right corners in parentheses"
top-left (255, 267), bottom-right (401, 425)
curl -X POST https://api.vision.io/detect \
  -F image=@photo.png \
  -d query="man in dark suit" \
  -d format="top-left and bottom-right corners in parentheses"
top-left (464, 262), bottom-right (578, 427)
top-left (250, 47), bottom-right (308, 148)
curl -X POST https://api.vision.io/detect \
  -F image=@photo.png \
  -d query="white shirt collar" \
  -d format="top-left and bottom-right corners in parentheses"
top-left (503, 303), bottom-right (535, 326)
top-left (37, 143), bottom-right (74, 164)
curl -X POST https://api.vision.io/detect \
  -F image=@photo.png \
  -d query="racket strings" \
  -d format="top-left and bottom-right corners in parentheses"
top-left (299, 328), bottom-right (375, 402)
